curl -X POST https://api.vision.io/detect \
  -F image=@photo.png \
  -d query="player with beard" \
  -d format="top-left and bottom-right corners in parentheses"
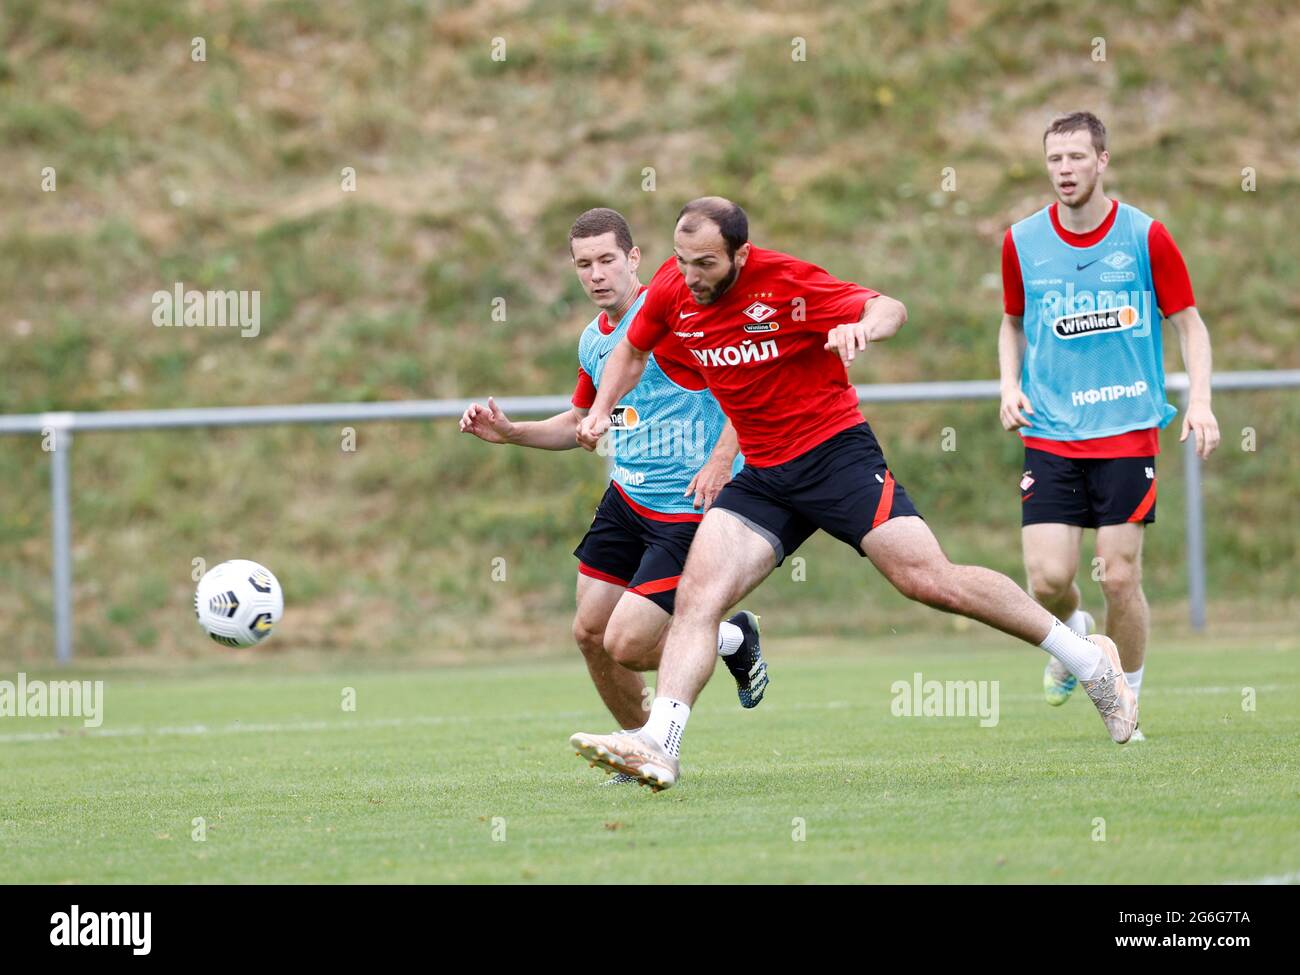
top-left (566, 197), bottom-right (1138, 791)
top-left (460, 209), bottom-right (769, 783)
top-left (999, 112), bottom-right (1219, 735)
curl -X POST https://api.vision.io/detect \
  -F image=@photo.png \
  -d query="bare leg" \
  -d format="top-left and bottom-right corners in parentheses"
top-left (603, 592), bottom-right (672, 673)
top-left (1022, 523), bottom-right (1084, 620)
top-left (656, 508), bottom-right (776, 705)
top-left (573, 575), bottom-right (646, 729)
top-left (1095, 524), bottom-right (1148, 673)
top-left (861, 516), bottom-right (1056, 644)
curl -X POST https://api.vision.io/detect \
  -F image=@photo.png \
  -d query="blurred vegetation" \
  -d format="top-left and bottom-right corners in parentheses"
top-left (0, 0), bottom-right (1296, 659)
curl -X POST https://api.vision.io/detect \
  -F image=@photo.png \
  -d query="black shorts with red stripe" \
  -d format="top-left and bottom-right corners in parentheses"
top-left (1020, 448), bottom-right (1157, 528)
top-left (711, 422), bottom-right (921, 565)
top-left (573, 483), bottom-right (700, 614)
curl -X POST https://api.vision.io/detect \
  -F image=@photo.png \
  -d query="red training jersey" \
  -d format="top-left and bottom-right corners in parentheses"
top-left (1001, 200), bottom-right (1196, 458)
top-left (627, 248), bottom-right (878, 467)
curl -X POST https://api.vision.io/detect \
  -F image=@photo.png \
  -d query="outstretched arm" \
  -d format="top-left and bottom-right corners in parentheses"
top-left (823, 294), bottom-right (908, 366)
top-left (460, 396), bottom-right (588, 450)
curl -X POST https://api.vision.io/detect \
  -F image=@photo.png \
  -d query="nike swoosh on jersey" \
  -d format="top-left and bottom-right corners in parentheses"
top-left (1075, 258), bottom-right (1100, 271)
top-left (679, 311), bottom-right (699, 319)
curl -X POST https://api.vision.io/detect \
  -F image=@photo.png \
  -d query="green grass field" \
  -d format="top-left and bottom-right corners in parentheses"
top-left (3, 631), bottom-right (1296, 884)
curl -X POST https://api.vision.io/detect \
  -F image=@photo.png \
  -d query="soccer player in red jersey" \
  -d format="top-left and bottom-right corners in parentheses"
top-left (567, 197), bottom-right (1138, 791)
top-left (460, 209), bottom-right (768, 770)
top-left (999, 113), bottom-right (1219, 735)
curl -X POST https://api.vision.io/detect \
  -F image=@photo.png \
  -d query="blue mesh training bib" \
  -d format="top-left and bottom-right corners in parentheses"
top-left (577, 292), bottom-right (742, 514)
top-left (1012, 202), bottom-right (1177, 440)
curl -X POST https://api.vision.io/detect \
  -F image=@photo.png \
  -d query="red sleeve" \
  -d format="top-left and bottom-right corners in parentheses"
top-left (571, 367), bottom-right (596, 409)
top-left (1148, 221), bottom-right (1196, 317)
top-left (1002, 229), bottom-right (1025, 316)
top-left (789, 261), bottom-right (878, 327)
top-left (627, 260), bottom-right (677, 351)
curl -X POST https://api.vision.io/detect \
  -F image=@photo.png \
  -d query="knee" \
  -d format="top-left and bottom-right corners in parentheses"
top-left (1098, 558), bottom-right (1141, 601)
top-left (572, 617), bottom-right (605, 659)
top-left (603, 619), bottom-right (648, 668)
top-left (1026, 561), bottom-right (1076, 606)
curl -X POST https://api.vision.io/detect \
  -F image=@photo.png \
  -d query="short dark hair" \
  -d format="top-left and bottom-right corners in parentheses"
top-left (1044, 111), bottom-right (1107, 154)
top-left (676, 197), bottom-right (748, 258)
top-left (569, 207), bottom-right (634, 255)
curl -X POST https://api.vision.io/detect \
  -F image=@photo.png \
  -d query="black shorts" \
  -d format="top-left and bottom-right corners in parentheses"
top-left (572, 484), bottom-right (699, 614)
top-left (1020, 448), bottom-right (1158, 528)
top-left (711, 422), bottom-right (921, 565)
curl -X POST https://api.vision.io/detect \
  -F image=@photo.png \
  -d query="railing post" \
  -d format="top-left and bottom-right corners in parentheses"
top-left (50, 424), bottom-right (74, 664)
top-left (1181, 389), bottom-right (1207, 631)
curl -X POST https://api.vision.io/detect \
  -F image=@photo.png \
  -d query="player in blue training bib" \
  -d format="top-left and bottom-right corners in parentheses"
top-left (460, 208), bottom-right (770, 750)
top-left (576, 291), bottom-right (743, 516)
top-left (1011, 200), bottom-right (1176, 440)
top-left (998, 112), bottom-right (1221, 734)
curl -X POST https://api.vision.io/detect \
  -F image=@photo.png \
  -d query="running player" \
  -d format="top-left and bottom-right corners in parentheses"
top-left (999, 112), bottom-right (1219, 734)
top-left (459, 208), bottom-right (769, 765)
top-left (569, 197), bottom-right (1137, 791)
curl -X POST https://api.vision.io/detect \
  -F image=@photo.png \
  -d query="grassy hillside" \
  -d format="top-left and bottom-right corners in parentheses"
top-left (1, 0), bottom-right (1297, 659)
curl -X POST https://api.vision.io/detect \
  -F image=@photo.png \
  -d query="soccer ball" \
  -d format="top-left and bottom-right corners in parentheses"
top-left (194, 559), bottom-right (284, 648)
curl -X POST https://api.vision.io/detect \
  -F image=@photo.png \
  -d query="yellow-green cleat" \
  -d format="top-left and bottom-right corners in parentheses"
top-left (1043, 656), bottom-right (1078, 706)
top-left (1043, 611), bottom-right (1093, 705)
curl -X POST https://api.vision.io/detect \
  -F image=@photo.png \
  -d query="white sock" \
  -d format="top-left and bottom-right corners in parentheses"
top-left (1039, 619), bottom-right (1106, 680)
top-left (1064, 608), bottom-right (1089, 636)
top-left (717, 621), bottom-right (743, 657)
top-left (641, 697), bottom-right (690, 758)
top-left (1125, 666), bottom-right (1144, 701)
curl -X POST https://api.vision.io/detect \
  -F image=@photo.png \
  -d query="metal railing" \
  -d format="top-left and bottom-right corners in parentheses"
top-left (3, 370), bottom-right (1298, 663)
